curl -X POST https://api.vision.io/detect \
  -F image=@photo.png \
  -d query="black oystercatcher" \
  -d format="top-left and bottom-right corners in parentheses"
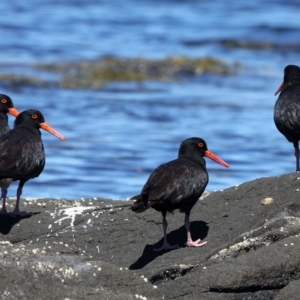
top-left (130, 137), bottom-right (229, 251)
top-left (0, 109), bottom-right (66, 215)
top-left (0, 94), bottom-right (19, 135)
top-left (274, 65), bottom-right (300, 172)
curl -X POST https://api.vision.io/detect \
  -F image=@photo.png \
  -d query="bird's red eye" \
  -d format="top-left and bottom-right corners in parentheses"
top-left (32, 114), bottom-right (38, 119)
top-left (1, 99), bottom-right (7, 104)
top-left (198, 142), bottom-right (204, 147)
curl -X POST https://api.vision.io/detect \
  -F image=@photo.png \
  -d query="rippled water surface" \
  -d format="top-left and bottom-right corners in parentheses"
top-left (0, 0), bottom-right (299, 200)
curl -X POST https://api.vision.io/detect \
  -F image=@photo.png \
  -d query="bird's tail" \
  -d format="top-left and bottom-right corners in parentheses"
top-left (129, 194), bottom-right (148, 213)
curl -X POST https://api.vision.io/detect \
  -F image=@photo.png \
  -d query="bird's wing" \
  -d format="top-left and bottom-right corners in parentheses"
top-left (0, 131), bottom-right (45, 178)
top-left (142, 158), bottom-right (208, 204)
top-left (275, 87), bottom-right (300, 136)
top-left (286, 99), bottom-right (300, 132)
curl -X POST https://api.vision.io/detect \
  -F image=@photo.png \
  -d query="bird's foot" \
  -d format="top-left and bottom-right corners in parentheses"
top-left (153, 242), bottom-right (179, 252)
top-left (186, 239), bottom-right (207, 247)
top-left (0, 207), bottom-right (9, 215)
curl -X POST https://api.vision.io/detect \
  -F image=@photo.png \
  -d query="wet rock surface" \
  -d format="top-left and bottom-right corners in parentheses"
top-left (1, 172), bottom-right (300, 299)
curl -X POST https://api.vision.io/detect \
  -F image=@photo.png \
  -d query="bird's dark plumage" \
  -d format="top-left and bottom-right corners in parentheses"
top-left (0, 94), bottom-right (19, 136)
top-left (274, 65), bottom-right (300, 171)
top-left (0, 109), bottom-right (66, 215)
top-left (130, 137), bottom-right (229, 251)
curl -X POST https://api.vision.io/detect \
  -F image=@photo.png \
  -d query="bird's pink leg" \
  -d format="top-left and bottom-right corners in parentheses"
top-left (0, 188), bottom-right (9, 215)
top-left (154, 214), bottom-right (179, 251)
top-left (294, 142), bottom-right (300, 172)
top-left (185, 214), bottom-right (207, 247)
top-left (12, 183), bottom-right (29, 216)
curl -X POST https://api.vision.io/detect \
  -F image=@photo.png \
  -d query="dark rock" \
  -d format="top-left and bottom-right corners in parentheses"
top-left (1, 173), bottom-right (300, 299)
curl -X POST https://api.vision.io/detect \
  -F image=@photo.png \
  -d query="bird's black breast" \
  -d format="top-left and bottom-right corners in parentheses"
top-left (274, 85), bottom-right (300, 142)
top-left (0, 112), bottom-right (10, 136)
top-left (0, 126), bottom-right (45, 180)
top-left (142, 157), bottom-right (208, 213)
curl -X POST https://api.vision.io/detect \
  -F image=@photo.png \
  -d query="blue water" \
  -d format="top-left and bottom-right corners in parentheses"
top-left (0, 0), bottom-right (299, 200)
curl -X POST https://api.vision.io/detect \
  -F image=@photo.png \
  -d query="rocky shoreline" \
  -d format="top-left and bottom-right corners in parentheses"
top-left (1, 172), bottom-right (300, 299)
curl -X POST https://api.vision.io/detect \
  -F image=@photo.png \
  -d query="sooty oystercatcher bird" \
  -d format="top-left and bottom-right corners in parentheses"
top-left (0, 94), bottom-right (19, 135)
top-left (274, 65), bottom-right (300, 172)
top-left (0, 109), bottom-right (66, 216)
top-left (130, 137), bottom-right (229, 251)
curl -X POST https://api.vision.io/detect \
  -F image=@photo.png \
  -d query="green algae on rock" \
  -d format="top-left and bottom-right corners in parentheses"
top-left (0, 56), bottom-right (238, 90)
top-left (221, 39), bottom-right (273, 50)
top-left (0, 73), bottom-right (48, 87)
top-left (35, 56), bottom-right (238, 89)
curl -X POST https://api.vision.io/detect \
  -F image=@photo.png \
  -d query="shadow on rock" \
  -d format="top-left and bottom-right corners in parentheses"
top-left (0, 212), bottom-right (39, 235)
top-left (129, 220), bottom-right (208, 270)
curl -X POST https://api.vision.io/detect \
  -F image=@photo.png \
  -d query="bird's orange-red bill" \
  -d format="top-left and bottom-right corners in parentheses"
top-left (274, 81), bottom-right (284, 96)
top-left (8, 107), bottom-right (20, 117)
top-left (205, 150), bottom-right (229, 168)
top-left (40, 122), bottom-right (66, 141)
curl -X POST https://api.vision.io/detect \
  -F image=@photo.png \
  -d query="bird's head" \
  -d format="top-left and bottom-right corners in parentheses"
top-left (0, 94), bottom-right (19, 117)
top-left (275, 65), bottom-right (300, 96)
top-left (179, 137), bottom-right (229, 168)
top-left (14, 109), bottom-right (66, 141)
